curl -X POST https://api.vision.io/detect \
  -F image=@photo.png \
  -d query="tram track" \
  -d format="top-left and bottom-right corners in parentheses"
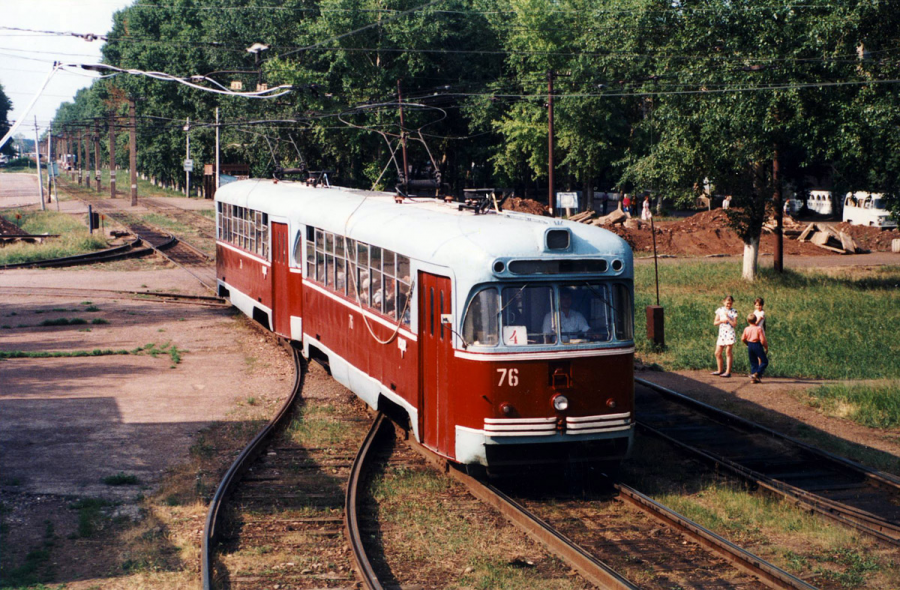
top-left (347, 415), bottom-right (814, 590)
top-left (68, 193), bottom-right (218, 291)
top-left (201, 346), bottom-right (369, 589)
top-left (0, 285), bottom-right (225, 306)
top-left (635, 377), bottom-right (900, 547)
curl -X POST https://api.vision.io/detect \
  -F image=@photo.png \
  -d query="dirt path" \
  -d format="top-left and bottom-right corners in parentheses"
top-left (0, 173), bottom-right (41, 209)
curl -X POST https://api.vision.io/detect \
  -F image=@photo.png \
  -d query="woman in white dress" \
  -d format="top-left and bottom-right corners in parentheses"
top-left (641, 196), bottom-right (652, 221)
top-left (712, 295), bottom-right (737, 377)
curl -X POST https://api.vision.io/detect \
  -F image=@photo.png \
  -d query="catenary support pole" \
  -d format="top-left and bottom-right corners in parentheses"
top-left (109, 111), bottom-right (117, 198)
top-left (34, 117), bottom-right (45, 210)
top-left (78, 130), bottom-right (84, 185)
top-left (215, 107), bottom-right (220, 191)
top-left (46, 124), bottom-right (53, 200)
top-left (130, 99), bottom-right (138, 206)
top-left (773, 146), bottom-right (783, 273)
top-left (185, 117), bottom-right (191, 197)
top-left (94, 123), bottom-right (102, 192)
top-left (547, 71), bottom-right (555, 217)
top-left (84, 127), bottom-right (92, 189)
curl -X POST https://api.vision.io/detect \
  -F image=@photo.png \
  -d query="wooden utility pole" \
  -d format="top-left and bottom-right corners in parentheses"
top-left (109, 111), bottom-right (117, 198)
top-left (547, 71), bottom-right (556, 217)
top-left (129, 99), bottom-right (138, 206)
top-left (397, 80), bottom-right (409, 192)
top-left (84, 128), bottom-right (92, 189)
top-left (78, 130), bottom-right (84, 185)
top-left (34, 117), bottom-right (45, 210)
top-left (773, 147), bottom-right (783, 273)
top-left (93, 123), bottom-right (102, 192)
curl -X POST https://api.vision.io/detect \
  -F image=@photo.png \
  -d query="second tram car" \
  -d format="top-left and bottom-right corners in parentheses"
top-left (215, 180), bottom-right (635, 471)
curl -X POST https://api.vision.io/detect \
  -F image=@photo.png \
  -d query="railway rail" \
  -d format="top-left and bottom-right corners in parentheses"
top-left (68, 193), bottom-right (218, 291)
top-left (347, 416), bottom-right (815, 590)
top-left (635, 377), bottom-right (900, 547)
top-left (201, 347), bottom-right (370, 589)
top-left (0, 285), bottom-right (225, 306)
top-left (140, 196), bottom-right (217, 240)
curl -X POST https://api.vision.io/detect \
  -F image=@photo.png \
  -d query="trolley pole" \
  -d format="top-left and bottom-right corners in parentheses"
top-left (129, 99), bottom-right (138, 206)
top-left (34, 117), bottom-right (45, 210)
top-left (109, 111), bottom-right (117, 199)
top-left (547, 71), bottom-right (555, 217)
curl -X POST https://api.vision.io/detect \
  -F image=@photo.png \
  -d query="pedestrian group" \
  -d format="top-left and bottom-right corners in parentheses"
top-left (711, 296), bottom-right (768, 383)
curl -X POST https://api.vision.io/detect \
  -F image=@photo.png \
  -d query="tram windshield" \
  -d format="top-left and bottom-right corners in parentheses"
top-left (463, 282), bottom-right (632, 347)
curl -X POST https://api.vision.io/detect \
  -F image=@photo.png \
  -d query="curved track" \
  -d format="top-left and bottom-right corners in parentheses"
top-left (0, 237), bottom-right (153, 269)
top-left (201, 344), bottom-right (305, 589)
top-left (349, 417), bottom-right (813, 590)
top-left (635, 377), bottom-right (900, 546)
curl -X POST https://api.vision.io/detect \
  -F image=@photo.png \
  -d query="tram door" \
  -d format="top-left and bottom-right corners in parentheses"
top-left (418, 272), bottom-right (453, 453)
top-left (271, 222), bottom-right (291, 336)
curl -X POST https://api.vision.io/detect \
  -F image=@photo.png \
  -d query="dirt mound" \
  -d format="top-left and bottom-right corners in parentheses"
top-left (0, 216), bottom-right (27, 236)
top-left (504, 197), bottom-right (549, 216)
top-left (606, 209), bottom-right (888, 257)
top-left (834, 222), bottom-right (899, 252)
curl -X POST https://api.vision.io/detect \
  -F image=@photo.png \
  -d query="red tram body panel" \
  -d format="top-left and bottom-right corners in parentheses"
top-left (215, 180), bottom-right (635, 470)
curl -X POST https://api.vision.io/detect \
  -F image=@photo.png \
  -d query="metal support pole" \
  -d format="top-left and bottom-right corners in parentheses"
top-left (215, 108), bottom-right (220, 191)
top-left (397, 80), bottom-right (409, 192)
top-left (109, 111), bottom-right (117, 198)
top-left (46, 124), bottom-right (53, 201)
top-left (94, 124), bottom-right (102, 192)
top-left (84, 128), bottom-right (91, 189)
top-left (34, 117), bottom-right (45, 210)
top-left (185, 117), bottom-right (191, 197)
top-left (130, 99), bottom-right (138, 206)
top-left (773, 146), bottom-right (783, 273)
top-left (548, 71), bottom-right (555, 217)
top-left (78, 130), bottom-right (84, 185)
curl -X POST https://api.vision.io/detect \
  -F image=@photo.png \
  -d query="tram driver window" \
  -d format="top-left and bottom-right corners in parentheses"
top-left (463, 289), bottom-right (499, 346)
top-left (560, 284), bottom-right (612, 343)
top-left (502, 286), bottom-right (553, 344)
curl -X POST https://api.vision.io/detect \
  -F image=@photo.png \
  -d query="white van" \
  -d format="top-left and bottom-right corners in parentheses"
top-left (807, 190), bottom-right (834, 216)
top-left (843, 192), bottom-right (897, 228)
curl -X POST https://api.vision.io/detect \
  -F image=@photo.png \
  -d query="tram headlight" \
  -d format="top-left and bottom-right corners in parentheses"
top-left (552, 394), bottom-right (569, 412)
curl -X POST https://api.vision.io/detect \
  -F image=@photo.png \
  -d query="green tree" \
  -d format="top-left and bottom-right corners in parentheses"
top-left (0, 83), bottom-right (13, 156)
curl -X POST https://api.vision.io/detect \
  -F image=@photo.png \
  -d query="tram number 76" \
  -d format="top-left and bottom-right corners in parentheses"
top-left (497, 368), bottom-right (519, 387)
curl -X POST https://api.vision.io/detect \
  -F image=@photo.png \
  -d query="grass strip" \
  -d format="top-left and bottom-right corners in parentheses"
top-left (0, 209), bottom-right (108, 266)
top-left (634, 263), bottom-right (900, 380)
top-left (0, 349), bottom-right (132, 359)
top-left (804, 382), bottom-right (900, 428)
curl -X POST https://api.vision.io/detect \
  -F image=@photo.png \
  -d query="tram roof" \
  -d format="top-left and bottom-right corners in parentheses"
top-left (216, 179), bottom-right (632, 282)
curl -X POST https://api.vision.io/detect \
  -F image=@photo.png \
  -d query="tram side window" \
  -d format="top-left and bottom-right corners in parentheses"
top-left (303, 226), bottom-right (412, 326)
top-left (463, 289), bottom-right (500, 346)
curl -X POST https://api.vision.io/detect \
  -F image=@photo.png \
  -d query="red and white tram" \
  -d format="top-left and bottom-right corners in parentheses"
top-left (215, 180), bottom-right (635, 471)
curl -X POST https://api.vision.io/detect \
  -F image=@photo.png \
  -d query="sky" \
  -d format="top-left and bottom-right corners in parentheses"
top-left (0, 0), bottom-right (133, 134)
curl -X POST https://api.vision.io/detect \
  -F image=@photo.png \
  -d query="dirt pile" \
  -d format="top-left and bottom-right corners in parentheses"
top-left (0, 216), bottom-right (26, 236)
top-left (504, 197), bottom-right (550, 216)
top-left (602, 209), bottom-right (898, 257)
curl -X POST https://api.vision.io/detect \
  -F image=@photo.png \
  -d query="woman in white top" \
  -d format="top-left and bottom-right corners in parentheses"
top-left (712, 295), bottom-right (737, 377)
top-left (641, 196), bottom-right (652, 221)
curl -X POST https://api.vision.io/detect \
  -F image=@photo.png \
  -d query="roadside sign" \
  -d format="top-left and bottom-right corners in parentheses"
top-left (556, 191), bottom-right (578, 210)
top-left (184, 159), bottom-right (194, 172)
